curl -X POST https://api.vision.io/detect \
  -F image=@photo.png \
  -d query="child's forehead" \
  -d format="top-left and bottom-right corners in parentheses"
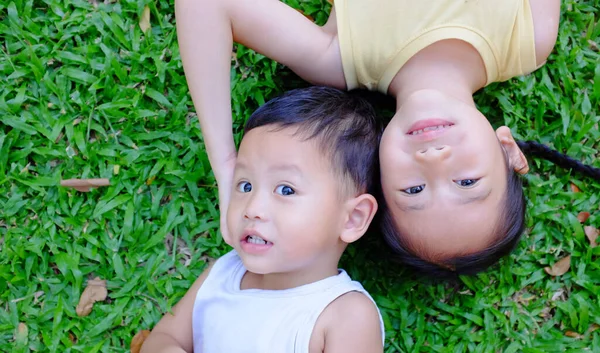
top-left (238, 127), bottom-right (333, 173)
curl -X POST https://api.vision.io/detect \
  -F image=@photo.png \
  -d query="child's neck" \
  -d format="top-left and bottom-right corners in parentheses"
top-left (389, 39), bottom-right (487, 108)
top-left (241, 259), bottom-right (340, 291)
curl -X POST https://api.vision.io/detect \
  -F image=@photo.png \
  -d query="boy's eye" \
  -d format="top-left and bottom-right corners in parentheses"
top-left (455, 179), bottom-right (480, 188)
top-left (401, 185), bottom-right (425, 194)
top-left (237, 181), bottom-right (252, 193)
top-left (275, 185), bottom-right (295, 196)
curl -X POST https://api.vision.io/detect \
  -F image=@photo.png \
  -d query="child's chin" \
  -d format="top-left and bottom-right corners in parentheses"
top-left (240, 258), bottom-right (272, 275)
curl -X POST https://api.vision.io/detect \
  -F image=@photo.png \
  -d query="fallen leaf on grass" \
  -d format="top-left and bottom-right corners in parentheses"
top-left (577, 211), bottom-right (591, 223)
top-left (544, 255), bottom-right (571, 277)
top-left (551, 289), bottom-right (565, 301)
top-left (565, 330), bottom-right (582, 339)
top-left (61, 178), bottom-right (110, 192)
top-left (15, 323), bottom-right (28, 345)
top-left (131, 330), bottom-right (151, 353)
top-left (139, 6), bottom-right (151, 33)
top-left (584, 226), bottom-right (599, 248)
top-left (76, 277), bottom-right (107, 317)
top-left (165, 233), bottom-right (192, 269)
top-left (590, 324), bottom-right (600, 334)
top-left (570, 184), bottom-right (581, 193)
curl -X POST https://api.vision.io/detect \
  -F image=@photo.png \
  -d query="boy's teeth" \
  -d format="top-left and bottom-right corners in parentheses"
top-left (410, 125), bottom-right (451, 135)
top-left (247, 235), bottom-right (267, 245)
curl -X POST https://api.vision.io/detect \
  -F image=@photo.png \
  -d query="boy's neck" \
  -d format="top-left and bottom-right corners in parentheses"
top-left (389, 39), bottom-right (487, 108)
top-left (241, 257), bottom-right (341, 291)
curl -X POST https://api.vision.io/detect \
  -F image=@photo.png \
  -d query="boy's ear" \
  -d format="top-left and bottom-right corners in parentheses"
top-left (496, 126), bottom-right (529, 175)
top-left (340, 194), bottom-right (378, 244)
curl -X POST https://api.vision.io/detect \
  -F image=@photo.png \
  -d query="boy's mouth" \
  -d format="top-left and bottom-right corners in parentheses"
top-left (245, 234), bottom-right (272, 245)
top-left (240, 232), bottom-right (273, 254)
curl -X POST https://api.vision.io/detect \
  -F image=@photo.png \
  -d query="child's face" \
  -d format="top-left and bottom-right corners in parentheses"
top-left (378, 89), bottom-right (519, 259)
top-left (227, 126), bottom-right (348, 275)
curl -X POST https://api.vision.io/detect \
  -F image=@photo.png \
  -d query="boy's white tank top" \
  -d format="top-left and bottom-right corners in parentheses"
top-left (192, 251), bottom-right (385, 353)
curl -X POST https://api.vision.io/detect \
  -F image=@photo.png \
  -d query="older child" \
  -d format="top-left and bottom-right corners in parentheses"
top-left (175, 0), bottom-right (600, 276)
top-left (141, 87), bottom-right (384, 353)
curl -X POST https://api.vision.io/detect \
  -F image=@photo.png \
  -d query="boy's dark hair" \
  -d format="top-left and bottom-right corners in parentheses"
top-left (244, 86), bottom-right (383, 194)
top-left (379, 140), bottom-right (600, 280)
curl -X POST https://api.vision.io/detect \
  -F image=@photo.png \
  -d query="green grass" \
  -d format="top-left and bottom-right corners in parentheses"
top-left (0, 0), bottom-right (599, 352)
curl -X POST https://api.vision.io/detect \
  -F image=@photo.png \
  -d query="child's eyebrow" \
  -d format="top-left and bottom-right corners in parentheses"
top-left (457, 189), bottom-right (492, 205)
top-left (269, 163), bottom-right (303, 176)
top-left (395, 189), bottom-right (492, 212)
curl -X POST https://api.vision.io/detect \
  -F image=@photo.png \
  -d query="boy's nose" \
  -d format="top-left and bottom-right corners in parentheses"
top-left (243, 193), bottom-right (267, 220)
top-left (414, 145), bottom-right (451, 163)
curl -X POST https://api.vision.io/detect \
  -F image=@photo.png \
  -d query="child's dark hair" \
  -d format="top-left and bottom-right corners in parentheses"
top-left (379, 140), bottom-right (600, 280)
top-left (244, 86), bottom-right (383, 194)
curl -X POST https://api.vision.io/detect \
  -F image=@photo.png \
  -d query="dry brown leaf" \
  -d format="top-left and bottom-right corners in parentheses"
top-left (139, 6), bottom-right (151, 33)
top-left (130, 330), bottom-right (151, 353)
top-left (565, 330), bottom-right (582, 339)
top-left (589, 324), bottom-right (600, 334)
top-left (61, 178), bottom-right (110, 192)
top-left (165, 234), bottom-right (192, 269)
top-left (15, 322), bottom-right (28, 344)
top-left (577, 211), bottom-right (591, 223)
top-left (544, 255), bottom-right (571, 277)
top-left (570, 183), bottom-right (581, 193)
top-left (551, 289), bottom-right (565, 301)
top-left (584, 226), bottom-right (599, 248)
top-left (146, 176), bottom-right (156, 186)
top-left (76, 277), bottom-right (108, 317)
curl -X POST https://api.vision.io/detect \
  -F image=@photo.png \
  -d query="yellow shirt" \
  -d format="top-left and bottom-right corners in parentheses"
top-left (335, 0), bottom-right (538, 93)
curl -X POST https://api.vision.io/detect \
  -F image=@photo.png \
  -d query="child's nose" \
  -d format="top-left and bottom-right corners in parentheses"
top-left (243, 193), bottom-right (267, 221)
top-left (414, 145), bottom-right (451, 163)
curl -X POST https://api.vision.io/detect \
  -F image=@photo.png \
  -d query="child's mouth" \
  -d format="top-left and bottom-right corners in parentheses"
top-left (406, 120), bottom-right (455, 142)
top-left (240, 234), bottom-right (274, 254)
top-left (408, 124), bottom-right (453, 136)
top-left (246, 235), bottom-right (271, 245)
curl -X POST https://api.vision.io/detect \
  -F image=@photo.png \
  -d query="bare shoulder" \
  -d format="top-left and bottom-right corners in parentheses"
top-left (141, 260), bottom-right (216, 353)
top-left (529, 0), bottom-right (561, 65)
top-left (316, 291), bottom-right (384, 353)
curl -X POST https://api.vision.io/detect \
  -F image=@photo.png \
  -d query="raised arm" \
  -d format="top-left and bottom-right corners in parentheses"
top-left (174, 0), bottom-right (344, 243)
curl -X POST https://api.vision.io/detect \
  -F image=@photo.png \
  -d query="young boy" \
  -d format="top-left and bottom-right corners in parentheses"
top-left (141, 86), bottom-right (384, 353)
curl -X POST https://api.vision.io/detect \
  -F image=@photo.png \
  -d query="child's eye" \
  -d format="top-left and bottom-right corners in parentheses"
top-left (455, 179), bottom-right (480, 188)
top-left (401, 185), bottom-right (425, 194)
top-left (275, 185), bottom-right (295, 196)
top-left (237, 181), bottom-right (252, 193)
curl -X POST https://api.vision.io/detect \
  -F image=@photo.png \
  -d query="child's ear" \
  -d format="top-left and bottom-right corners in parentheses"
top-left (496, 126), bottom-right (529, 175)
top-left (340, 194), bottom-right (378, 244)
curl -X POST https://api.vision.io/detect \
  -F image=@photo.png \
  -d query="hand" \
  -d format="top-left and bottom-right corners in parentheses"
top-left (216, 156), bottom-right (236, 246)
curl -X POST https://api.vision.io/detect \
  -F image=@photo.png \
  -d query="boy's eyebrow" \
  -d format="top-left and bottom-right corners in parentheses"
top-left (269, 163), bottom-right (303, 176)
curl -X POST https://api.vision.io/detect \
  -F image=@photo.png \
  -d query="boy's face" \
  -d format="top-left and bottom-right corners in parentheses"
top-left (227, 126), bottom-right (348, 276)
